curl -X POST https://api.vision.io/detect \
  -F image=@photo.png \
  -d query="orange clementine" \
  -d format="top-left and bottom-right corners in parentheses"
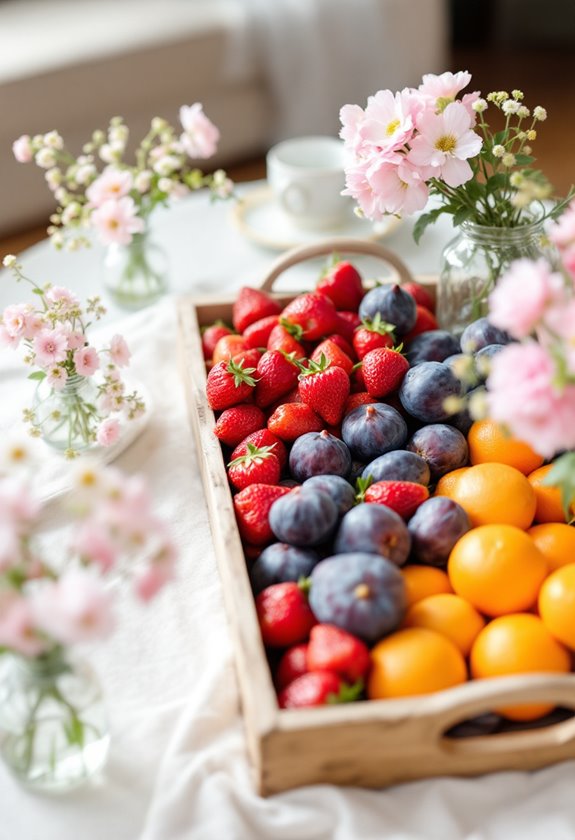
top-left (212, 334), bottom-right (248, 365)
top-left (403, 593), bottom-right (485, 656)
top-left (448, 524), bottom-right (548, 616)
top-left (434, 467), bottom-right (470, 497)
top-left (438, 462), bottom-right (536, 529)
top-left (528, 464), bottom-right (573, 524)
top-left (367, 627), bottom-right (467, 700)
top-left (467, 419), bottom-right (544, 475)
top-left (400, 565), bottom-right (453, 609)
top-left (528, 523), bottom-right (575, 572)
top-left (539, 564), bottom-right (575, 650)
top-left (470, 613), bottom-right (571, 720)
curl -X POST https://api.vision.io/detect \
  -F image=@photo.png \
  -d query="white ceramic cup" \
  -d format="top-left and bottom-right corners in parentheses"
top-left (266, 136), bottom-right (351, 231)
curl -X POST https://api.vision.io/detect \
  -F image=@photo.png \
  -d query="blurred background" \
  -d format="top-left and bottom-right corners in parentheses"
top-left (0, 0), bottom-right (573, 252)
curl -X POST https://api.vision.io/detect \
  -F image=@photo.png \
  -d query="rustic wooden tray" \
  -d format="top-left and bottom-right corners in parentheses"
top-left (178, 237), bottom-right (575, 796)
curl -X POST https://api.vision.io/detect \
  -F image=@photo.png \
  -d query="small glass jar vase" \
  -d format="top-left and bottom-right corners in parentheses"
top-left (103, 230), bottom-right (169, 310)
top-left (437, 218), bottom-right (553, 334)
top-left (0, 650), bottom-right (110, 793)
top-left (32, 373), bottom-right (102, 453)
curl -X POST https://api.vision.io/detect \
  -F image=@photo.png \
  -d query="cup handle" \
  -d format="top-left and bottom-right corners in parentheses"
top-left (279, 183), bottom-right (309, 216)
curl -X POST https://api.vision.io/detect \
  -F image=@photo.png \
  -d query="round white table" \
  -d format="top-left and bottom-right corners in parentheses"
top-left (1, 185), bottom-right (573, 840)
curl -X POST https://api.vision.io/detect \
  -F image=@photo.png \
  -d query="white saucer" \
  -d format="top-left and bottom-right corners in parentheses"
top-left (232, 186), bottom-right (402, 251)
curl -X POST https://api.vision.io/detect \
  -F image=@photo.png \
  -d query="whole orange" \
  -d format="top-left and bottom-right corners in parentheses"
top-left (400, 565), bottom-right (453, 609)
top-left (467, 419), bottom-right (544, 475)
top-left (435, 467), bottom-right (470, 497)
top-left (528, 523), bottom-right (575, 572)
top-left (448, 524), bottom-right (547, 616)
top-left (539, 564), bottom-right (575, 650)
top-left (439, 462), bottom-right (536, 529)
top-left (403, 593), bottom-right (485, 656)
top-left (470, 613), bottom-right (571, 720)
top-left (528, 464), bottom-right (573, 524)
top-left (367, 627), bottom-right (467, 700)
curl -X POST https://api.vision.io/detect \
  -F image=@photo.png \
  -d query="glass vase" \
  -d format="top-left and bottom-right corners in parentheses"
top-left (437, 218), bottom-right (554, 334)
top-left (32, 373), bottom-right (102, 454)
top-left (0, 650), bottom-right (110, 793)
top-left (103, 231), bottom-right (169, 310)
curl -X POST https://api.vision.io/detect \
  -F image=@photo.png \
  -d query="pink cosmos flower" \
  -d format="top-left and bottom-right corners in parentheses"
top-left (179, 103), bottom-right (219, 159)
top-left (96, 417), bottom-right (121, 447)
top-left (45, 285), bottom-right (80, 310)
top-left (86, 166), bottom-right (133, 207)
top-left (109, 334), bottom-right (131, 367)
top-left (339, 103), bottom-right (366, 152)
top-left (33, 327), bottom-right (68, 367)
top-left (46, 365), bottom-right (68, 391)
top-left (0, 325), bottom-right (19, 348)
top-left (367, 157), bottom-right (430, 216)
top-left (31, 570), bottom-right (115, 645)
top-left (549, 200), bottom-right (575, 249)
top-left (73, 345), bottom-right (100, 377)
top-left (0, 478), bottom-right (41, 528)
top-left (408, 101), bottom-right (482, 187)
top-left (342, 158), bottom-right (388, 221)
top-left (91, 196), bottom-right (145, 246)
top-left (2, 303), bottom-right (29, 338)
top-left (359, 89), bottom-right (416, 155)
top-left (135, 561), bottom-right (173, 602)
top-left (418, 71), bottom-right (472, 106)
top-left (487, 341), bottom-right (575, 457)
top-left (72, 521), bottom-right (117, 572)
top-left (0, 595), bottom-right (46, 657)
top-left (488, 258), bottom-right (563, 339)
top-left (12, 134), bottom-right (33, 163)
top-left (66, 330), bottom-right (86, 351)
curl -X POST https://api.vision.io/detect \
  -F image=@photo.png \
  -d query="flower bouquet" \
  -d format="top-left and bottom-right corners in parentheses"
top-left (1, 256), bottom-right (144, 457)
top-left (0, 447), bottom-right (176, 791)
top-left (13, 104), bottom-right (233, 308)
top-left (340, 71), bottom-right (573, 331)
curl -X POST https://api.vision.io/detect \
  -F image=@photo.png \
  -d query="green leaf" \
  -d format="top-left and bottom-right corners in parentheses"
top-left (32, 288), bottom-right (45, 296)
top-left (514, 154), bottom-right (535, 166)
top-left (64, 715), bottom-right (85, 747)
top-left (27, 371), bottom-right (46, 381)
top-left (412, 208), bottom-right (444, 244)
top-left (541, 453), bottom-right (575, 520)
top-left (452, 206), bottom-right (473, 227)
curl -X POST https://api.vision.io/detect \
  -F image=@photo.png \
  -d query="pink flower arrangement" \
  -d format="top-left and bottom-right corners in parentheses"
top-left (340, 72), bottom-right (570, 239)
top-left (1, 257), bottom-right (144, 456)
top-left (12, 105), bottom-right (233, 250)
top-left (0, 445), bottom-right (177, 659)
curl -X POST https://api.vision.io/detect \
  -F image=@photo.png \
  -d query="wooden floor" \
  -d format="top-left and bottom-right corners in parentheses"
top-left (1, 45), bottom-right (573, 259)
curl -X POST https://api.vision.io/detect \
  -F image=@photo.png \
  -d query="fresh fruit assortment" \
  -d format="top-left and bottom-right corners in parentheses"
top-left (203, 258), bottom-right (575, 721)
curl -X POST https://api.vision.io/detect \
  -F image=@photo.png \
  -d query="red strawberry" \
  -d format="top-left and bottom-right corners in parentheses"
top-left (403, 305), bottom-right (439, 343)
top-left (351, 364), bottom-right (366, 393)
top-left (231, 348), bottom-right (263, 369)
top-left (402, 281), bottom-right (435, 313)
top-left (234, 484), bottom-right (291, 545)
top-left (231, 429), bottom-right (288, 471)
top-left (335, 311), bottom-right (362, 344)
top-left (352, 313), bottom-right (395, 360)
top-left (256, 581), bottom-right (316, 647)
top-left (206, 358), bottom-right (257, 410)
top-left (233, 286), bottom-right (282, 334)
top-left (325, 332), bottom-right (356, 360)
top-left (202, 322), bottom-right (232, 360)
top-left (243, 314), bottom-right (279, 349)
top-left (311, 339), bottom-right (354, 376)
top-left (316, 260), bottom-right (364, 311)
top-left (254, 350), bottom-right (300, 409)
top-left (227, 443), bottom-right (281, 491)
top-left (298, 357), bottom-right (350, 426)
top-left (281, 293), bottom-right (339, 341)
top-left (343, 392), bottom-right (377, 415)
top-left (361, 347), bottom-right (409, 398)
top-left (267, 403), bottom-right (323, 442)
top-left (214, 404), bottom-right (266, 447)
top-left (275, 642), bottom-right (309, 690)
top-left (268, 320), bottom-right (306, 358)
top-left (279, 671), bottom-right (342, 708)
top-left (307, 624), bottom-right (370, 683)
top-left (364, 480), bottom-right (430, 519)
top-left (213, 334), bottom-right (249, 365)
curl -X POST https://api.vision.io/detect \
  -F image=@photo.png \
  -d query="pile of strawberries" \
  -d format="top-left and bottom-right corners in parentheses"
top-left (203, 259), bottom-right (438, 707)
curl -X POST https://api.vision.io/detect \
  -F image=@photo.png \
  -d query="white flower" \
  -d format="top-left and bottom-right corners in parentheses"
top-left (54, 187), bottom-right (68, 203)
top-left (135, 170), bottom-right (152, 193)
top-left (502, 100), bottom-right (520, 115)
top-left (153, 155), bottom-right (181, 177)
top-left (76, 163), bottom-right (97, 185)
top-left (99, 144), bottom-right (117, 164)
top-left (472, 98), bottom-right (487, 113)
top-left (534, 106), bottom-right (547, 121)
top-left (517, 106), bottom-right (530, 119)
top-left (492, 144), bottom-right (505, 158)
top-left (43, 130), bottom-right (63, 150)
top-left (510, 172), bottom-right (524, 187)
top-left (61, 202), bottom-right (82, 224)
top-left (45, 168), bottom-right (62, 190)
top-left (2, 255), bottom-right (17, 268)
top-left (35, 148), bottom-right (57, 169)
top-left (527, 129), bottom-right (537, 141)
top-left (109, 124), bottom-right (129, 145)
top-left (502, 153), bottom-right (516, 167)
top-left (157, 177), bottom-right (173, 193)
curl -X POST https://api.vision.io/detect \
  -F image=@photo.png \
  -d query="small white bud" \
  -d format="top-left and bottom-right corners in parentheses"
top-left (534, 106), bottom-right (547, 121)
top-left (502, 153), bottom-right (516, 167)
top-left (492, 145), bottom-right (505, 158)
top-left (35, 148), bottom-right (57, 169)
top-left (502, 100), bottom-right (520, 115)
top-left (2, 254), bottom-right (17, 268)
top-left (472, 98), bottom-right (488, 113)
top-left (43, 130), bottom-right (64, 150)
top-left (135, 170), bottom-right (153, 193)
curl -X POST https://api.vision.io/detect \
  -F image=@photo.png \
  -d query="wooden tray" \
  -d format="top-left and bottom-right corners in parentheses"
top-left (178, 237), bottom-right (575, 796)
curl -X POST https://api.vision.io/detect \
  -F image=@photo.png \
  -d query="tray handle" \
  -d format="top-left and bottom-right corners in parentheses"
top-left (258, 237), bottom-right (415, 292)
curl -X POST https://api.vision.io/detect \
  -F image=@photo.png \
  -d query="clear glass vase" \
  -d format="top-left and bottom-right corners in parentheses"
top-left (437, 218), bottom-right (554, 334)
top-left (32, 373), bottom-right (102, 453)
top-left (103, 231), bottom-right (169, 310)
top-left (0, 650), bottom-right (110, 793)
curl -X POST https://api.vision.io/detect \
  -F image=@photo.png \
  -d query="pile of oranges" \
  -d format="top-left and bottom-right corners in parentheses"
top-left (367, 418), bottom-right (575, 722)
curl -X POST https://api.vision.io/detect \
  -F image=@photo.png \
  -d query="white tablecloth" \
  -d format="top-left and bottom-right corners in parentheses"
top-left (2, 186), bottom-right (575, 840)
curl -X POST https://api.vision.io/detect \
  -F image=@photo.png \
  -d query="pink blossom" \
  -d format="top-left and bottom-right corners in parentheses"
top-left (135, 563), bottom-right (172, 602)
top-left (12, 134), bottom-right (33, 163)
top-left (0, 325), bottom-right (19, 348)
top-left (109, 334), bottom-right (131, 367)
top-left (0, 478), bottom-right (41, 528)
top-left (339, 103), bottom-right (366, 152)
top-left (45, 285), bottom-right (80, 310)
top-left (179, 103), bottom-right (219, 159)
top-left (33, 327), bottom-right (68, 367)
top-left (0, 595), bottom-right (47, 657)
top-left (2, 303), bottom-right (30, 338)
top-left (86, 166), bottom-right (133, 207)
top-left (342, 158), bottom-right (388, 221)
top-left (418, 71), bottom-right (472, 106)
top-left (488, 258), bottom-right (563, 338)
top-left (31, 570), bottom-right (115, 645)
top-left (487, 341), bottom-right (575, 457)
top-left (73, 345), bottom-right (100, 376)
top-left (72, 521), bottom-right (117, 571)
top-left (549, 200), bottom-right (575, 250)
top-left (46, 365), bottom-right (68, 391)
top-left (22, 311), bottom-right (44, 340)
top-left (96, 417), bottom-right (121, 447)
top-left (359, 89), bottom-right (416, 155)
top-left (66, 330), bottom-right (86, 351)
top-left (0, 522), bottom-right (20, 571)
top-left (91, 196), bottom-right (145, 246)
top-left (408, 101), bottom-right (482, 187)
top-left (367, 157), bottom-right (430, 216)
